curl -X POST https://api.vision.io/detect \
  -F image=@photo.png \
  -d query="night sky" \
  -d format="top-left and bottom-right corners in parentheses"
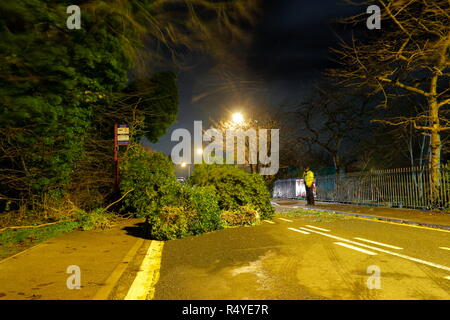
top-left (146, 0), bottom-right (362, 159)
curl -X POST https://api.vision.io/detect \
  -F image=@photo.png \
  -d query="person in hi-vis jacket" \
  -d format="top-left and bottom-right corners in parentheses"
top-left (303, 167), bottom-right (315, 205)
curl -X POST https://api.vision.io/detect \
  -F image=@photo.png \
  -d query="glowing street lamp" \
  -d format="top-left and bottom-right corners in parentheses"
top-left (231, 112), bottom-right (244, 125)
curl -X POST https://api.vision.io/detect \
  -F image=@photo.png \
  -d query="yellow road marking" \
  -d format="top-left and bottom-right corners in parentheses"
top-left (439, 247), bottom-right (450, 251)
top-left (125, 240), bottom-right (164, 300)
top-left (93, 238), bottom-right (144, 300)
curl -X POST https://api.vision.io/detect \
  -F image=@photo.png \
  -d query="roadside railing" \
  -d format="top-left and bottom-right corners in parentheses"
top-left (273, 164), bottom-right (450, 210)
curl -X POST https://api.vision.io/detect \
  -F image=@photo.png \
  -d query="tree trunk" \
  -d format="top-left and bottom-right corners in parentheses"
top-left (429, 98), bottom-right (441, 203)
top-left (333, 154), bottom-right (342, 175)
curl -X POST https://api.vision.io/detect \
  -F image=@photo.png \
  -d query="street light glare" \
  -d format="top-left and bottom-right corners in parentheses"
top-left (232, 112), bottom-right (244, 124)
top-left (196, 148), bottom-right (203, 155)
top-left (181, 162), bottom-right (187, 168)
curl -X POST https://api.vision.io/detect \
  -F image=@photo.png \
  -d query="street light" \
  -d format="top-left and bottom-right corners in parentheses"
top-left (231, 112), bottom-right (244, 125)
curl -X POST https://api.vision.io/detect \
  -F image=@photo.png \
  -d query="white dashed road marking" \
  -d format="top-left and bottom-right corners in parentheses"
top-left (353, 237), bottom-right (403, 250)
top-left (305, 225), bottom-right (330, 232)
top-left (439, 247), bottom-right (450, 251)
top-left (333, 242), bottom-right (377, 256)
top-left (263, 220), bottom-right (275, 224)
top-left (298, 227), bottom-right (450, 273)
top-left (278, 218), bottom-right (293, 222)
top-left (288, 227), bottom-right (310, 235)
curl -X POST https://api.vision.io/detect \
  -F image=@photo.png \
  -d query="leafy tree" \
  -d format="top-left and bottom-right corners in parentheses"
top-left (0, 0), bottom-right (257, 212)
top-left (0, 0), bottom-right (132, 202)
top-left (118, 72), bottom-right (179, 143)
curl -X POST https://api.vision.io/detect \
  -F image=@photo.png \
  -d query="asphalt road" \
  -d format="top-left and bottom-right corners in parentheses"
top-left (153, 210), bottom-right (450, 300)
top-left (1, 210), bottom-right (448, 300)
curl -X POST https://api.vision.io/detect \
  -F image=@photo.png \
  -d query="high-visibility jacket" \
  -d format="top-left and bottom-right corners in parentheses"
top-left (304, 170), bottom-right (314, 188)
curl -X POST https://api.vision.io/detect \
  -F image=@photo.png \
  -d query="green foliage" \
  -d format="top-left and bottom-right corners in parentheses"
top-left (0, 220), bottom-right (79, 248)
top-left (0, 1), bottom-right (132, 198)
top-left (120, 145), bottom-right (179, 218)
top-left (148, 206), bottom-right (193, 241)
top-left (146, 185), bottom-right (223, 240)
top-left (0, 1), bottom-right (181, 213)
top-left (75, 208), bottom-right (114, 231)
top-left (125, 72), bottom-right (179, 143)
top-left (221, 205), bottom-right (260, 227)
top-left (182, 185), bottom-right (223, 235)
top-left (190, 164), bottom-right (275, 220)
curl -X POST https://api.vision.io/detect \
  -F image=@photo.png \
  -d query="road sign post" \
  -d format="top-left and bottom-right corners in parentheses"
top-left (114, 124), bottom-right (129, 192)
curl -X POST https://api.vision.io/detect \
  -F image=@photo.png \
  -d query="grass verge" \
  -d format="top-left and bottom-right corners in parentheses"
top-left (0, 208), bottom-right (116, 261)
top-left (275, 207), bottom-right (352, 222)
top-left (0, 220), bottom-right (79, 260)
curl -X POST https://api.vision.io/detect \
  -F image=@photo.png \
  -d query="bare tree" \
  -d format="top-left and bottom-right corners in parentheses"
top-left (292, 82), bottom-right (373, 173)
top-left (210, 107), bottom-right (280, 176)
top-left (328, 0), bottom-right (450, 198)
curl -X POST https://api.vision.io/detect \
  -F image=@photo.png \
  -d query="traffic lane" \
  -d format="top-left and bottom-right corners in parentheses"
top-left (153, 224), bottom-right (325, 300)
top-left (277, 212), bottom-right (450, 269)
top-left (268, 217), bottom-right (450, 299)
top-left (153, 216), bottom-right (450, 300)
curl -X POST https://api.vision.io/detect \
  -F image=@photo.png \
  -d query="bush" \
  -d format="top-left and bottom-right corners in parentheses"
top-left (148, 206), bottom-right (193, 240)
top-left (121, 150), bottom-right (274, 240)
top-left (190, 164), bottom-right (275, 220)
top-left (147, 185), bottom-right (223, 240)
top-left (75, 208), bottom-right (114, 231)
top-left (120, 145), bottom-right (179, 217)
top-left (221, 205), bottom-right (260, 227)
top-left (183, 185), bottom-right (223, 235)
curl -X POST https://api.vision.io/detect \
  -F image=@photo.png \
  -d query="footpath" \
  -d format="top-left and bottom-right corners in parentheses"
top-left (272, 198), bottom-right (450, 231)
top-left (0, 218), bottom-right (149, 300)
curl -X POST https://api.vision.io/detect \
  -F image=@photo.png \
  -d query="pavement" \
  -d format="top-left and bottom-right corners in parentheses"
top-left (271, 198), bottom-right (450, 230)
top-left (0, 218), bottom-right (150, 300)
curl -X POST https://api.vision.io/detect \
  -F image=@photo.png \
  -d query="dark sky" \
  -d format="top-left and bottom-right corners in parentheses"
top-left (146, 0), bottom-right (362, 163)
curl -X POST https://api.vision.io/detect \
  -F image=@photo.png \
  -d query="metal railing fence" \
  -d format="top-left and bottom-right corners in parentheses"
top-left (272, 164), bottom-right (450, 210)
